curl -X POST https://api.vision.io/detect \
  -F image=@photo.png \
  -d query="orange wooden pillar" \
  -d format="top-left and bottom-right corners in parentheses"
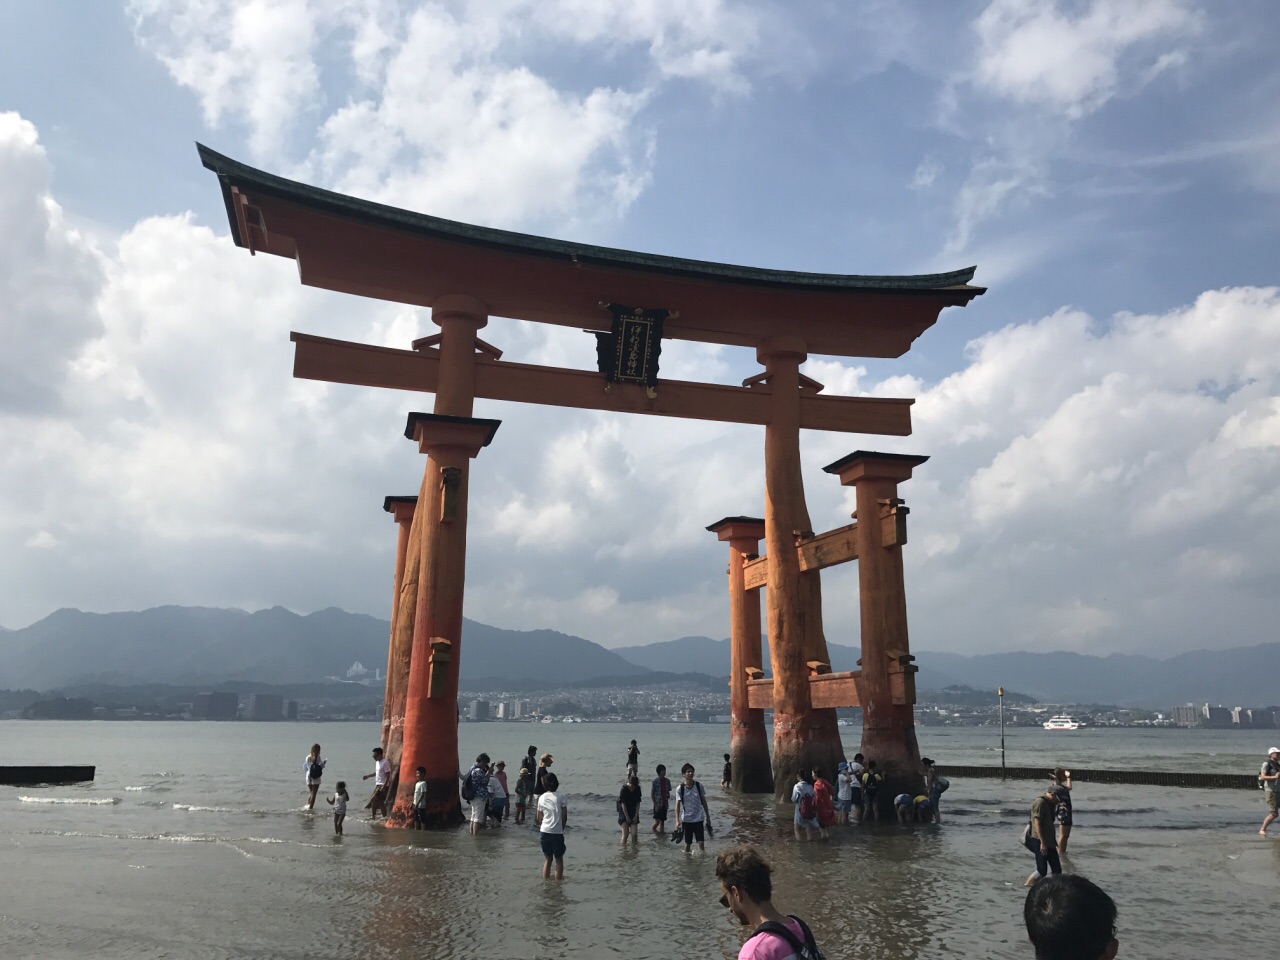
top-left (388, 295), bottom-right (495, 828)
top-left (380, 495), bottom-right (417, 764)
top-left (388, 413), bottom-right (499, 827)
top-left (758, 337), bottom-right (843, 797)
top-left (706, 517), bottom-right (773, 794)
top-left (825, 451), bottom-right (926, 801)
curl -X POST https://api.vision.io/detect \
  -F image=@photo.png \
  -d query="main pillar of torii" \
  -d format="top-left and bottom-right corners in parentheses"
top-left (380, 495), bottom-right (416, 773)
top-left (825, 451), bottom-right (927, 797)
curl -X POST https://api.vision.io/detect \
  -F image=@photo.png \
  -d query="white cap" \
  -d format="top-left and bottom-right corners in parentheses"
top-left (1269, 746), bottom-right (1280, 755)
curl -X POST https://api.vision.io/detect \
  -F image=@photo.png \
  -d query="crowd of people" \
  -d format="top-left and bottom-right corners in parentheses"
top-left (295, 741), bottom-right (1280, 958)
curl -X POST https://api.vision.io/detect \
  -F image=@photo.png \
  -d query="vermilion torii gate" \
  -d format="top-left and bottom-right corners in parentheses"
top-left (199, 144), bottom-right (984, 821)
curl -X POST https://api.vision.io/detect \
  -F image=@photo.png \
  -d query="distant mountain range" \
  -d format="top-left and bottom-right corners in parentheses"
top-left (0, 605), bottom-right (1275, 708)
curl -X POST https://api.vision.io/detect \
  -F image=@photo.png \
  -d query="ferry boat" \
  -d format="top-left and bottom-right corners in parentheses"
top-left (1043, 716), bottom-right (1084, 730)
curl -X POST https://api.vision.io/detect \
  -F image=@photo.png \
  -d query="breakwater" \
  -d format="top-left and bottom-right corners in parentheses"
top-left (939, 764), bottom-right (1256, 789)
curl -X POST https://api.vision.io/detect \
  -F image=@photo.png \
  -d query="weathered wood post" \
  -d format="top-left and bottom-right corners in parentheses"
top-left (706, 517), bottom-right (773, 793)
top-left (825, 450), bottom-right (926, 803)
top-left (758, 337), bottom-right (844, 797)
top-left (380, 495), bottom-right (417, 762)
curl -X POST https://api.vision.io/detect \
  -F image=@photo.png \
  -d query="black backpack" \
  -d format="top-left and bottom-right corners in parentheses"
top-left (461, 771), bottom-right (477, 802)
top-left (753, 916), bottom-right (825, 960)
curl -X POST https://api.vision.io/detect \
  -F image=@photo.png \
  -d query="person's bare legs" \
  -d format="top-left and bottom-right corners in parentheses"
top-left (553, 855), bottom-right (564, 879)
top-left (307, 784), bottom-right (319, 809)
top-left (542, 855), bottom-right (553, 878)
top-left (1058, 823), bottom-right (1071, 852)
top-left (1260, 812), bottom-right (1276, 836)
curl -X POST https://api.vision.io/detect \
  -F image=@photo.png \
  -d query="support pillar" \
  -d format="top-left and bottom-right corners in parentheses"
top-left (380, 495), bottom-right (417, 765)
top-left (757, 337), bottom-right (843, 798)
top-left (388, 413), bottom-right (499, 827)
top-left (825, 450), bottom-right (928, 802)
top-left (706, 517), bottom-right (773, 794)
top-left (388, 294), bottom-right (494, 829)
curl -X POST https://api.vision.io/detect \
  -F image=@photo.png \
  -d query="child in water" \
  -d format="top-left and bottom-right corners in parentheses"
top-left (327, 781), bottom-right (349, 834)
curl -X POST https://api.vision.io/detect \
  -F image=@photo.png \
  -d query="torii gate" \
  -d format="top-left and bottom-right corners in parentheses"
top-left (198, 144), bottom-right (984, 822)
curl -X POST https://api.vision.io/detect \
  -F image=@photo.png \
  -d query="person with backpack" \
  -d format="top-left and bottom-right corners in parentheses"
top-left (861, 760), bottom-right (883, 821)
top-left (922, 757), bottom-right (948, 824)
top-left (1260, 746), bottom-right (1280, 836)
top-left (790, 769), bottom-right (823, 841)
top-left (674, 763), bottom-right (712, 852)
top-left (716, 844), bottom-right (826, 959)
top-left (460, 752), bottom-right (490, 836)
top-left (304, 742), bottom-right (325, 810)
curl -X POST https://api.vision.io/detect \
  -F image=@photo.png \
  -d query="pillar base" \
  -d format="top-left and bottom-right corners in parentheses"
top-left (772, 709), bottom-right (844, 802)
top-left (386, 778), bottom-right (465, 829)
top-left (731, 718), bottom-right (774, 794)
top-left (860, 706), bottom-right (922, 811)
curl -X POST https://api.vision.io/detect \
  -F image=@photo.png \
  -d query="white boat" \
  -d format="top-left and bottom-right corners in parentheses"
top-left (539, 716), bottom-right (553, 724)
top-left (1043, 716), bottom-right (1084, 730)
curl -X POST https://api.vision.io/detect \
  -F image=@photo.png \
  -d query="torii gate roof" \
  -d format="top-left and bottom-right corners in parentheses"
top-left (198, 144), bottom-right (983, 358)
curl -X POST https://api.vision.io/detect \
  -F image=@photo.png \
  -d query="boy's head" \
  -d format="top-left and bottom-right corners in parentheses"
top-left (656, 764), bottom-right (666, 775)
top-left (867, 760), bottom-right (877, 770)
top-left (528, 745), bottom-right (537, 755)
top-left (681, 764), bottom-right (695, 779)
top-left (630, 739), bottom-right (637, 746)
top-left (716, 845), bottom-right (772, 926)
top-left (476, 752), bottom-right (490, 766)
top-left (416, 767), bottom-right (426, 779)
top-left (543, 772), bottom-right (559, 792)
top-left (854, 753), bottom-right (865, 764)
top-left (1024, 874), bottom-right (1118, 960)
top-left (724, 753), bottom-right (730, 762)
top-left (372, 747), bottom-right (384, 759)
top-left (335, 780), bottom-right (346, 791)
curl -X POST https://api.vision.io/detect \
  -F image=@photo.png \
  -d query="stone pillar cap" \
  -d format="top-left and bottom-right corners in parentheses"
top-left (383, 495), bottom-right (419, 512)
top-left (403, 412), bottom-right (501, 455)
top-left (823, 450), bottom-right (928, 484)
top-left (705, 516), bottom-right (767, 541)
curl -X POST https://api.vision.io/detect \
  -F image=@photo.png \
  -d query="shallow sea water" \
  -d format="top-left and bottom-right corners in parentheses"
top-left (2, 721), bottom-right (1278, 959)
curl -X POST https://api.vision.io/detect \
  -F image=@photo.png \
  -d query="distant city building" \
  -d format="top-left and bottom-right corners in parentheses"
top-left (467, 699), bottom-right (490, 721)
top-left (494, 701), bottom-right (508, 720)
top-left (192, 691), bottom-right (240, 720)
top-left (286, 700), bottom-right (299, 721)
top-left (1201, 704), bottom-right (1232, 728)
top-left (1246, 708), bottom-right (1277, 728)
top-left (511, 699), bottom-right (528, 719)
top-left (247, 693), bottom-right (284, 721)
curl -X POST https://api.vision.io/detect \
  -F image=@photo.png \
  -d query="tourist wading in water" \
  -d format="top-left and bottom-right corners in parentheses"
top-left (326, 781), bottom-right (349, 835)
top-left (536, 771), bottom-right (567, 879)
top-left (1259, 746), bottom-right (1280, 836)
top-left (651, 764), bottom-right (672, 834)
top-left (1025, 786), bottom-right (1063, 884)
top-left (1052, 768), bottom-right (1073, 851)
top-left (675, 763), bottom-right (711, 852)
top-left (618, 773), bottom-right (642, 844)
top-left (304, 743), bottom-right (325, 810)
top-left (716, 845), bottom-right (827, 959)
top-left (461, 753), bottom-right (491, 836)
top-left (362, 747), bottom-right (392, 819)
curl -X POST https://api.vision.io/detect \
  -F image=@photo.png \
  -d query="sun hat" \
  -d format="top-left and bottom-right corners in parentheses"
top-left (1269, 746), bottom-right (1280, 755)
top-left (837, 761), bottom-right (849, 771)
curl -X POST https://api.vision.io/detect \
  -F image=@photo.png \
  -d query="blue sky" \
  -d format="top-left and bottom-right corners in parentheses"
top-left (2, 1), bottom-right (1279, 659)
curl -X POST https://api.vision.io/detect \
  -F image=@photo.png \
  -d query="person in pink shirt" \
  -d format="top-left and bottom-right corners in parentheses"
top-left (716, 845), bottom-right (825, 959)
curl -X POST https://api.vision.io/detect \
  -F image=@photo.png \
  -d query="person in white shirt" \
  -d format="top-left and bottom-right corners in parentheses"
top-left (836, 761), bottom-right (855, 825)
top-left (675, 763), bottom-right (711, 852)
top-left (326, 781), bottom-right (349, 835)
top-left (304, 743), bottom-right (325, 810)
top-left (362, 746), bottom-right (392, 819)
top-left (487, 767), bottom-right (507, 828)
top-left (535, 772), bottom-right (568, 879)
top-left (412, 766), bottom-right (428, 829)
